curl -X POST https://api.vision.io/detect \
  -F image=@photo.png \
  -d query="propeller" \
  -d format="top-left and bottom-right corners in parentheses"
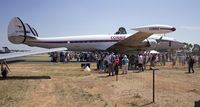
top-left (146, 39), bottom-right (151, 47)
top-left (156, 36), bottom-right (163, 44)
top-left (145, 36), bottom-right (163, 50)
top-left (154, 36), bottom-right (163, 50)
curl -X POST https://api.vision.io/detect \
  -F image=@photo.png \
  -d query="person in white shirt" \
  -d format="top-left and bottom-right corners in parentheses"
top-left (138, 54), bottom-right (143, 72)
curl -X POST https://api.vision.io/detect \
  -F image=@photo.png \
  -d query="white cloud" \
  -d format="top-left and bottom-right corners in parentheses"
top-left (180, 26), bottom-right (200, 30)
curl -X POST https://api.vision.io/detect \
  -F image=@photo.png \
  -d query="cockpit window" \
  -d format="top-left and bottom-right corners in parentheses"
top-left (115, 27), bottom-right (127, 34)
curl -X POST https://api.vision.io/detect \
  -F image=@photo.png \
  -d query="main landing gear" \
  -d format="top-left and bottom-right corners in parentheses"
top-left (1, 60), bottom-right (11, 78)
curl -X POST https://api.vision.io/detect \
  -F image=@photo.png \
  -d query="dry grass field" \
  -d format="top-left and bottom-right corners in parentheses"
top-left (0, 55), bottom-right (200, 107)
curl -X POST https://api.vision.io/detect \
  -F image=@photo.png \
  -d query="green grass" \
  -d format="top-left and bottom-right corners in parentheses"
top-left (51, 86), bottom-right (104, 106)
top-left (6, 55), bottom-right (200, 107)
top-left (70, 88), bottom-right (102, 102)
top-left (0, 79), bottom-right (38, 107)
top-left (0, 56), bottom-right (99, 107)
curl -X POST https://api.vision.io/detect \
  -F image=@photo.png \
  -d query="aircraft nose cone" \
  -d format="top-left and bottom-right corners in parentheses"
top-left (171, 27), bottom-right (176, 31)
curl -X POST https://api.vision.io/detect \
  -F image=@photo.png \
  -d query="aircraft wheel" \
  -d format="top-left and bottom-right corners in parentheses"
top-left (1, 68), bottom-right (8, 78)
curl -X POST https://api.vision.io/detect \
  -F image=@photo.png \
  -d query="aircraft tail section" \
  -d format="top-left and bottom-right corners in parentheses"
top-left (31, 27), bottom-right (39, 37)
top-left (8, 17), bottom-right (38, 44)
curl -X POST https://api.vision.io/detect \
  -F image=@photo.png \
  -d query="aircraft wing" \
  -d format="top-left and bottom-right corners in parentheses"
top-left (0, 47), bottom-right (67, 60)
top-left (109, 32), bottom-right (153, 50)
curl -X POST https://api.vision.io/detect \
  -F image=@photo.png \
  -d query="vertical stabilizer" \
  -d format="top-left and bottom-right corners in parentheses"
top-left (8, 17), bottom-right (26, 44)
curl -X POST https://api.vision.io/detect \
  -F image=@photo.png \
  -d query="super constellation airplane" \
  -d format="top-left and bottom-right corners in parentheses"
top-left (7, 17), bottom-right (178, 52)
top-left (0, 17), bottom-right (178, 77)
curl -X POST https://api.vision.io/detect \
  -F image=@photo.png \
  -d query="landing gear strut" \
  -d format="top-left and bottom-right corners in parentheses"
top-left (1, 60), bottom-right (11, 78)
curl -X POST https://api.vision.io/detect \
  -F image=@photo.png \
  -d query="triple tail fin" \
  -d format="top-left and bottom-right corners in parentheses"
top-left (8, 17), bottom-right (39, 44)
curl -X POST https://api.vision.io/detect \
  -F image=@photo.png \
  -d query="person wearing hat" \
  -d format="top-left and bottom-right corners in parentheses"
top-left (122, 55), bottom-right (129, 74)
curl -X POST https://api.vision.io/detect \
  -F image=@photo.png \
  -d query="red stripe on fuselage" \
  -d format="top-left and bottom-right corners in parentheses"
top-left (159, 28), bottom-right (171, 30)
top-left (32, 40), bottom-right (120, 44)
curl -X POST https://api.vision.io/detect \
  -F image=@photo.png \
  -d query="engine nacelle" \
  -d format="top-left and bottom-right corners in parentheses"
top-left (143, 39), bottom-right (157, 49)
top-left (7, 17), bottom-right (38, 44)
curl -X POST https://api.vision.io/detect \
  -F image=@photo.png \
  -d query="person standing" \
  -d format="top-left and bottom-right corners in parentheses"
top-left (129, 55), bottom-right (135, 70)
top-left (119, 55), bottom-right (123, 69)
top-left (60, 52), bottom-right (65, 62)
top-left (178, 55), bottom-right (182, 65)
top-left (138, 54), bottom-right (143, 72)
top-left (172, 54), bottom-right (177, 67)
top-left (151, 54), bottom-right (156, 68)
top-left (114, 55), bottom-right (120, 75)
top-left (188, 56), bottom-right (195, 73)
top-left (97, 54), bottom-right (101, 70)
top-left (103, 53), bottom-right (109, 73)
top-left (122, 55), bottom-right (129, 74)
top-left (104, 52), bottom-right (114, 76)
top-left (76, 53), bottom-right (80, 62)
top-left (143, 54), bottom-right (148, 70)
top-left (162, 54), bottom-right (166, 66)
top-left (182, 55), bottom-right (186, 66)
top-left (99, 53), bottom-right (104, 70)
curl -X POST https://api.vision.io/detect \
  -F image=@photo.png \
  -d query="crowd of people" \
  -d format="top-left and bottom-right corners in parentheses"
top-left (74, 53), bottom-right (98, 62)
top-left (50, 51), bottom-right (72, 63)
top-left (50, 52), bottom-right (99, 63)
top-left (50, 51), bottom-right (199, 75)
top-left (96, 52), bottom-right (199, 75)
top-left (96, 52), bottom-right (130, 76)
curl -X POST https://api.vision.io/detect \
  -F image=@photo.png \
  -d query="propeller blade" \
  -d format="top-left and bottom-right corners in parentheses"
top-left (156, 36), bottom-right (163, 44)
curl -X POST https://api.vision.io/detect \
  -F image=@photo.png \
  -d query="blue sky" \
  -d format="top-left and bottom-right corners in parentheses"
top-left (0, 0), bottom-right (200, 50)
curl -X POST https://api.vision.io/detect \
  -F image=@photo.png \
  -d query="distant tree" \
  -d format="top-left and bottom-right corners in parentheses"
top-left (180, 42), bottom-right (192, 52)
top-left (180, 42), bottom-right (200, 54)
top-left (188, 43), bottom-right (193, 51)
top-left (192, 44), bottom-right (200, 52)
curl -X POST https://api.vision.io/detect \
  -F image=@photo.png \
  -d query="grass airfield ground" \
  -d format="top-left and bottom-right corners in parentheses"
top-left (0, 55), bottom-right (200, 107)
